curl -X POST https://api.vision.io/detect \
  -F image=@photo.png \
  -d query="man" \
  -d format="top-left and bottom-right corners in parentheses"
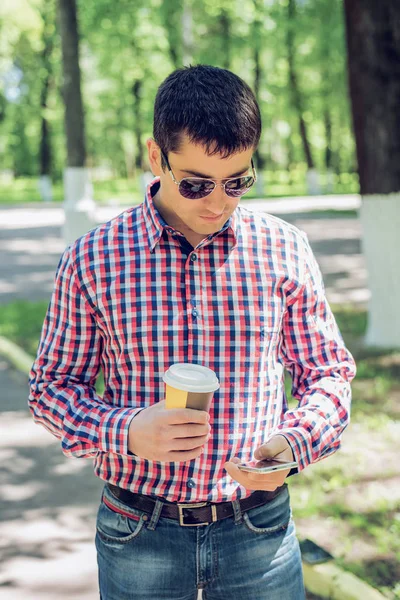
top-left (29, 65), bottom-right (356, 599)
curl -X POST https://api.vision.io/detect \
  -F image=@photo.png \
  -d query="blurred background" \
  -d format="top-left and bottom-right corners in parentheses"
top-left (0, 0), bottom-right (358, 201)
top-left (0, 0), bottom-right (399, 598)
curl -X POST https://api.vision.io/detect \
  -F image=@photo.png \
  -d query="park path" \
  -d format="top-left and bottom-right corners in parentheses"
top-left (0, 195), bottom-right (363, 599)
top-left (0, 356), bottom-right (103, 599)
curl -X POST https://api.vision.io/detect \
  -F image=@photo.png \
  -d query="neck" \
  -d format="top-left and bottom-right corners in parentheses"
top-left (152, 188), bottom-right (206, 248)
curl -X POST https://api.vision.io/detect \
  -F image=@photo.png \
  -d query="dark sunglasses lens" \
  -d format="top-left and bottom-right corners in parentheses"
top-left (225, 176), bottom-right (255, 197)
top-left (179, 178), bottom-right (215, 199)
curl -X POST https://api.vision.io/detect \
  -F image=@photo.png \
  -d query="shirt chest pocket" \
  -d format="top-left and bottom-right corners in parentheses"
top-left (241, 324), bottom-right (280, 365)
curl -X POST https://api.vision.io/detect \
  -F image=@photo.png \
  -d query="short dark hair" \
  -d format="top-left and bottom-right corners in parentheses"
top-left (153, 65), bottom-right (261, 168)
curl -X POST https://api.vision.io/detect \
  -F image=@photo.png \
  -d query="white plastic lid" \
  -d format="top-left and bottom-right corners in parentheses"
top-left (163, 363), bottom-right (220, 393)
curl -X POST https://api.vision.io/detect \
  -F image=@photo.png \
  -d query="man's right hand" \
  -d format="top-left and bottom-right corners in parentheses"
top-left (128, 399), bottom-right (211, 462)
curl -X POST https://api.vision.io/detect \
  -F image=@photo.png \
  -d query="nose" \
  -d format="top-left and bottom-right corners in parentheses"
top-left (204, 184), bottom-right (228, 209)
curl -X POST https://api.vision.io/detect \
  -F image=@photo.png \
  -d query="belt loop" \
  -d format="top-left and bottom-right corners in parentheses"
top-left (147, 498), bottom-right (164, 531)
top-left (231, 498), bottom-right (243, 525)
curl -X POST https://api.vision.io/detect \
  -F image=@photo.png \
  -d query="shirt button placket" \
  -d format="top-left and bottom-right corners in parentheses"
top-left (190, 253), bottom-right (198, 320)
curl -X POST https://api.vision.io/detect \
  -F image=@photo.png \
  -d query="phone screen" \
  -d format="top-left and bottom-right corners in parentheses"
top-left (237, 459), bottom-right (298, 474)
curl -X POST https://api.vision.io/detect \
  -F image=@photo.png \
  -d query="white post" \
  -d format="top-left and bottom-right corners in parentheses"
top-left (139, 170), bottom-right (154, 197)
top-left (360, 192), bottom-right (400, 348)
top-left (62, 166), bottom-right (96, 247)
top-left (255, 172), bottom-right (265, 197)
top-left (38, 175), bottom-right (53, 203)
top-left (325, 168), bottom-right (334, 194)
top-left (306, 169), bottom-right (321, 195)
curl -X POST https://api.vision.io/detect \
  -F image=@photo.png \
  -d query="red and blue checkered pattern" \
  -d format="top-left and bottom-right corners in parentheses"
top-left (29, 177), bottom-right (356, 503)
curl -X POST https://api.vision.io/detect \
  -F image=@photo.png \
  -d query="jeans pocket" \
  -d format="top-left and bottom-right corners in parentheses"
top-left (242, 487), bottom-right (291, 536)
top-left (96, 488), bottom-right (147, 544)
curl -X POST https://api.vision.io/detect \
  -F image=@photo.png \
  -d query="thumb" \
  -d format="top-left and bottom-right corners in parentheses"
top-left (254, 435), bottom-right (287, 460)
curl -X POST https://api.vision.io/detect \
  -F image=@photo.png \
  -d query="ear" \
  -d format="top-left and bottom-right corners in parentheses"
top-left (146, 138), bottom-right (162, 176)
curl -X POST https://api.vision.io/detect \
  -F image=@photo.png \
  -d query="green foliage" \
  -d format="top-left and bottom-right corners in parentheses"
top-left (0, 0), bottom-right (357, 188)
top-left (0, 299), bottom-right (48, 356)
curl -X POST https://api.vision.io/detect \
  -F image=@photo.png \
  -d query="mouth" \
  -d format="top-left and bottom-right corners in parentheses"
top-left (200, 213), bottom-right (225, 221)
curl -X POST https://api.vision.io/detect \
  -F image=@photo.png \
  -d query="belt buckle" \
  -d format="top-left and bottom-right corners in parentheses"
top-left (177, 502), bottom-right (217, 527)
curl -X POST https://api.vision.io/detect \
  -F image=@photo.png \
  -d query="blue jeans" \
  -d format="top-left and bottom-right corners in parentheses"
top-left (95, 482), bottom-right (305, 600)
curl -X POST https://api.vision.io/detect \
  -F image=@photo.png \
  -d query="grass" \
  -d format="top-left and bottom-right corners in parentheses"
top-left (0, 177), bottom-right (142, 205)
top-left (1, 299), bottom-right (399, 596)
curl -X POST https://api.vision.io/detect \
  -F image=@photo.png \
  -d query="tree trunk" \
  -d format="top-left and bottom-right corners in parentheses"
top-left (182, 0), bottom-right (193, 66)
top-left (324, 110), bottom-right (332, 171)
top-left (132, 80), bottom-right (143, 170)
top-left (252, 0), bottom-right (265, 195)
top-left (58, 0), bottom-right (86, 167)
top-left (253, 42), bottom-right (265, 196)
top-left (39, 2), bottom-right (55, 202)
top-left (324, 109), bottom-right (334, 193)
top-left (160, 0), bottom-right (183, 68)
top-left (39, 74), bottom-right (53, 203)
top-left (344, 0), bottom-right (400, 348)
top-left (287, 0), bottom-right (314, 170)
top-left (344, 0), bottom-right (400, 195)
top-left (0, 92), bottom-right (6, 124)
top-left (287, 0), bottom-right (320, 194)
top-left (58, 0), bottom-right (95, 246)
top-left (253, 39), bottom-right (265, 190)
top-left (219, 10), bottom-right (231, 70)
top-left (39, 78), bottom-right (51, 178)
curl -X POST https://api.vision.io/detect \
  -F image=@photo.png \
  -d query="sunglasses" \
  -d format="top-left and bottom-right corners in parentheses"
top-left (160, 149), bottom-right (257, 200)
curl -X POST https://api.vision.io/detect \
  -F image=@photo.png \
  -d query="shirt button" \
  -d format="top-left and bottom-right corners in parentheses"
top-left (190, 253), bottom-right (197, 262)
top-left (192, 309), bottom-right (198, 318)
top-left (187, 479), bottom-right (196, 488)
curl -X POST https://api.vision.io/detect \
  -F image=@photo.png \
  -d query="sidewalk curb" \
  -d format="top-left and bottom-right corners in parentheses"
top-left (0, 335), bottom-right (389, 599)
top-left (0, 335), bottom-right (33, 375)
top-left (302, 562), bottom-right (388, 599)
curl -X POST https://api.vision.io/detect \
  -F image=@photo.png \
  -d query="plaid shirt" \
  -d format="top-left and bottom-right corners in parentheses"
top-left (29, 177), bottom-right (356, 503)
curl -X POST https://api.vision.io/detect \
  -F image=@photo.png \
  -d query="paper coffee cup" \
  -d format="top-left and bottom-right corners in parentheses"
top-left (163, 363), bottom-right (219, 411)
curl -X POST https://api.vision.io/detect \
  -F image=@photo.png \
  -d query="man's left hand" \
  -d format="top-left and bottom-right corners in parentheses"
top-left (223, 435), bottom-right (295, 491)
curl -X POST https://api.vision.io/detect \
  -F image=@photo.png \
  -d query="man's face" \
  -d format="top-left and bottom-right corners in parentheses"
top-left (147, 134), bottom-right (254, 243)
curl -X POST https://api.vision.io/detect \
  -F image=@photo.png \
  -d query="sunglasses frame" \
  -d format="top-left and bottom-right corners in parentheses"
top-left (160, 149), bottom-right (257, 199)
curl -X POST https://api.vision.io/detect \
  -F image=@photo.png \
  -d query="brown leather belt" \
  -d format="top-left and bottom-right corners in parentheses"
top-left (107, 482), bottom-right (285, 527)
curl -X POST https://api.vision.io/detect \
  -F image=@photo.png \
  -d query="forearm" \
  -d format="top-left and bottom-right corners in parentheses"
top-left (28, 375), bottom-right (143, 458)
top-left (277, 373), bottom-right (352, 470)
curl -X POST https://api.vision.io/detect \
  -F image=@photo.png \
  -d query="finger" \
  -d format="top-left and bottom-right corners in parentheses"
top-left (170, 423), bottom-right (210, 437)
top-left (224, 461), bottom-right (280, 491)
top-left (169, 434), bottom-right (210, 450)
top-left (166, 407), bottom-right (209, 425)
top-left (254, 435), bottom-right (294, 461)
top-left (167, 446), bottom-right (205, 462)
top-left (247, 470), bottom-right (290, 486)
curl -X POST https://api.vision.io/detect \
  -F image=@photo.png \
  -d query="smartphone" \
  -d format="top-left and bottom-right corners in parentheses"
top-left (237, 459), bottom-right (298, 474)
top-left (299, 538), bottom-right (333, 564)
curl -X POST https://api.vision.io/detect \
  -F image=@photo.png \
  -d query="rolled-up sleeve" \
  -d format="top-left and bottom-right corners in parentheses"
top-left (276, 231), bottom-right (357, 470)
top-left (28, 245), bottom-right (143, 458)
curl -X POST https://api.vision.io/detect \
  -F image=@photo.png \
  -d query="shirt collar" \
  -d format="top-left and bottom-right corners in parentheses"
top-left (142, 176), bottom-right (239, 253)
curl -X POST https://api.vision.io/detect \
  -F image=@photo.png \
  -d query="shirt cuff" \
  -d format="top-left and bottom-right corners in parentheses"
top-left (98, 407), bottom-right (145, 456)
top-left (275, 428), bottom-right (312, 472)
